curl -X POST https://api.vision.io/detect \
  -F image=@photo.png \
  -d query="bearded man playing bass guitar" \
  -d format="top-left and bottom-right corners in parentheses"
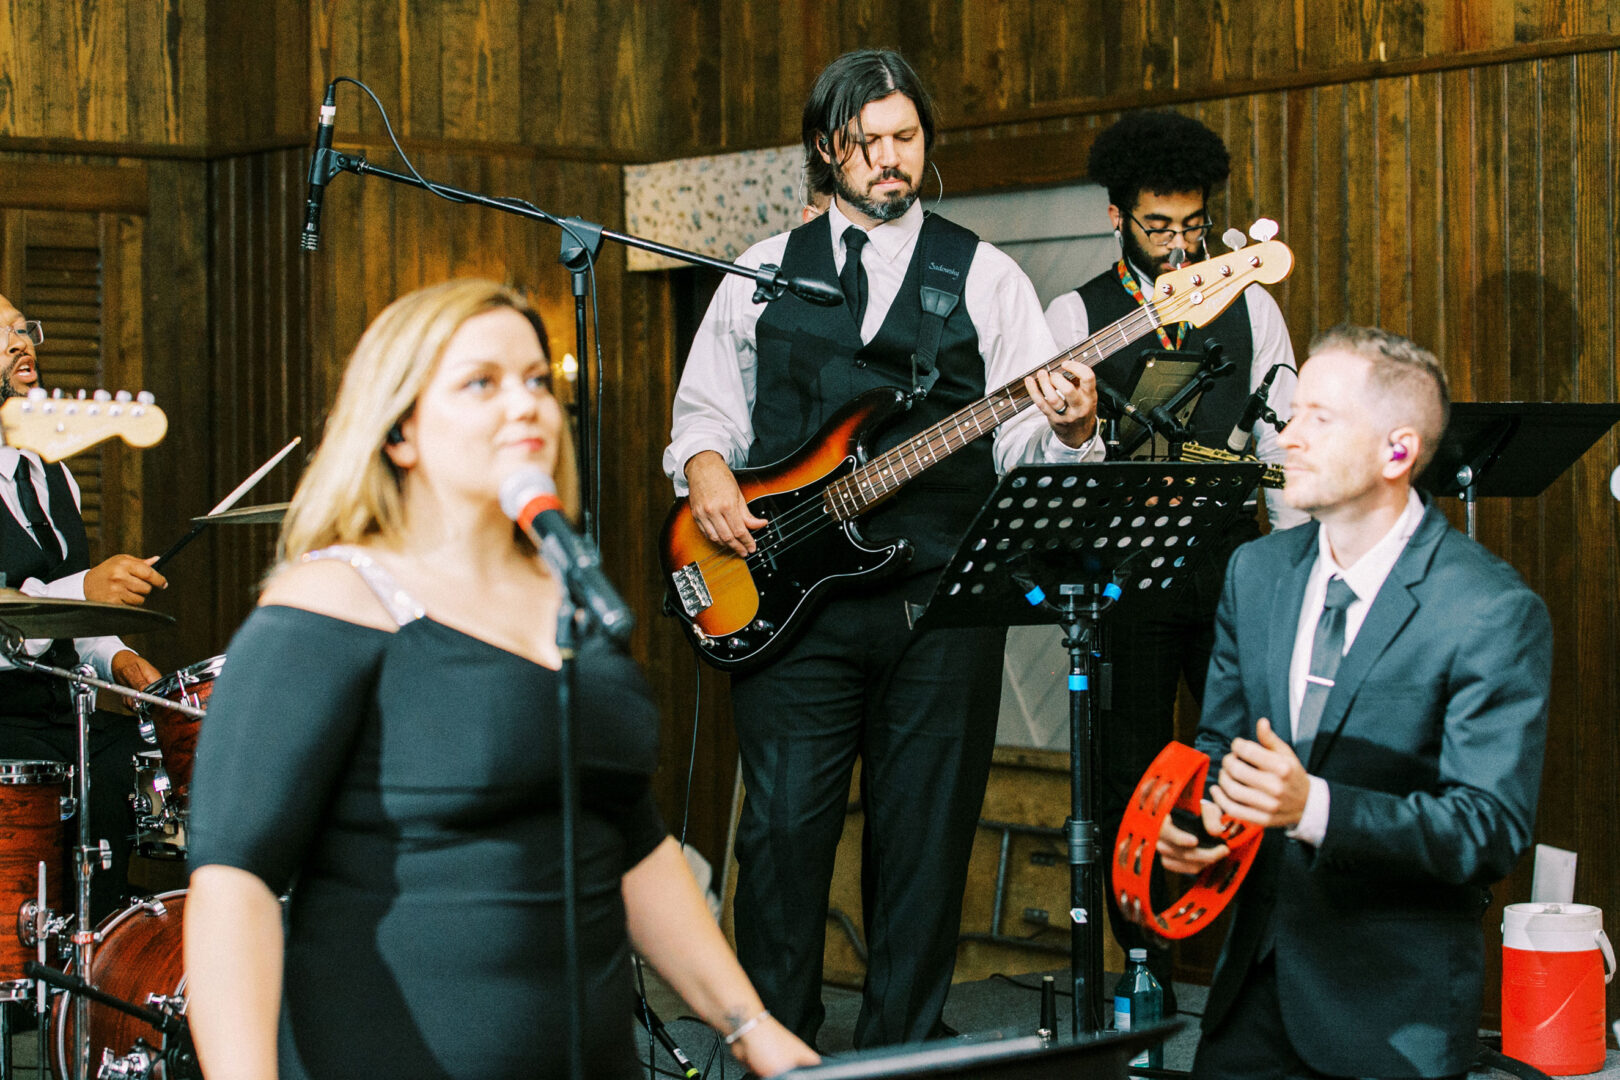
top-left (663, 49), bottom-right (1103, 1048)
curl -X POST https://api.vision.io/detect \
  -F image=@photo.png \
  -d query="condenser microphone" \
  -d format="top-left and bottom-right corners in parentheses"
top-left (499, 468), bottom-right (634, 645)
top-left (300, 83), bottom-right (338, 252)
top-left (1226, 363), bottom-right (1283, 453)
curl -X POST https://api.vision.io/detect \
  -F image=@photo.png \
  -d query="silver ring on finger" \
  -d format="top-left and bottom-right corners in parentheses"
top-left (1052, 400), bottom-right (1068, 415)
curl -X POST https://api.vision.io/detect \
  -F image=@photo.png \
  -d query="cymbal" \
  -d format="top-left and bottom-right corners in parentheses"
top-left (0, 590), bottom-right (175, 640)
top-left (192, 502), bottom-right (288, 525)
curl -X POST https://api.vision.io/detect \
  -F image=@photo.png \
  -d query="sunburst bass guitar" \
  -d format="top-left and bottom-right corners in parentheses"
top-left (661, 226), bottom-right (1294, 673)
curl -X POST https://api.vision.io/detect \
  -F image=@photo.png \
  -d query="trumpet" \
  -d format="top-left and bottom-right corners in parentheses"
top-left (1178, 441), bottom-right (1285, 489)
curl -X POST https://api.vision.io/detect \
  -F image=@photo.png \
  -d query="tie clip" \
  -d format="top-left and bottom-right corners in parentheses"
top-left (1305, 674), bottom-right (1335, 687)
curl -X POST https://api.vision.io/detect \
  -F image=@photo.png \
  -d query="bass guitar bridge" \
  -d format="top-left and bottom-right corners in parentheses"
top-left (671, 562), bottom-right (713, 617)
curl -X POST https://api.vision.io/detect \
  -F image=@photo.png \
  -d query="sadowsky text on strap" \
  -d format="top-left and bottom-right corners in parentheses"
top-left (1113, 740), bottom-right (1262, 939)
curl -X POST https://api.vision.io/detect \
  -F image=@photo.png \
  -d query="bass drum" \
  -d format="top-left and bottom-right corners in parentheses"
top-left (53, 890), bottom-right (187, 1080)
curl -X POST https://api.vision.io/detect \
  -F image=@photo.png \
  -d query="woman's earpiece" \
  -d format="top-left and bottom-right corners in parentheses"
top-left (1389, 443), bottom-right (1408, 461)
top-left (386, 424), bottom-right (404, 446)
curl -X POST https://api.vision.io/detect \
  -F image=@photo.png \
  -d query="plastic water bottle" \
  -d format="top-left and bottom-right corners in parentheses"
top-left (1113, 948), bottom-right (1164, 1068)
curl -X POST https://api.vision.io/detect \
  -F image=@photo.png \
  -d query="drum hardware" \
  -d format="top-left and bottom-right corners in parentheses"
top-left (98, 1041), bottom-right (156, 1080)
top-left (31, 932), bottom-right (200, 1080)
top-left (153, 435), bottom-right (301, 572)
top-left (187, 501), bottom-right (288, 526)
top-left (0, 596), bottom-right (175, 643)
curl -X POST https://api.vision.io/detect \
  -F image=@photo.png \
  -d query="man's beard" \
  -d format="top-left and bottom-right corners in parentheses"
top-left (834, 165), bottom-right (919, 222)
top-left (0, 358), bottom-right (26, 402)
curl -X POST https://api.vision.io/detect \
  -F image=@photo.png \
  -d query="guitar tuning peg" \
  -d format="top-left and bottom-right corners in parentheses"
top-left (51, 388), bottom-right (62, 399)
top-left (93, 389), bottom-right (111, 402)
top-left (1248, 218), bottom-right (1279, 243)
top-left (136, 391), bottom-right (155, 405)
top-left (1222, 228), bottom-right (1248, 252)
top-left (27, 388), bottom-right (46, 402)
top-left (114, 390), bottom-right (133, 403)
top-left (76, 389), bottom-right (87, 400)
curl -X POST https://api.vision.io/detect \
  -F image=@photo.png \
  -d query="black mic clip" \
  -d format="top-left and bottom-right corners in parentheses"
top-left (1200, 338), bottom-right (1233, 378)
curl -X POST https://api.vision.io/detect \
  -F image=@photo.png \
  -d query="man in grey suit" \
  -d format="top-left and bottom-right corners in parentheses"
top-left (1159, 325), bottom-right (1551, 1079)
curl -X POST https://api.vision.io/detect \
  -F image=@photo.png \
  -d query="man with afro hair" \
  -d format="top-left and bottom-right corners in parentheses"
top-left (1044, 110), bottom-right (1307, 1007)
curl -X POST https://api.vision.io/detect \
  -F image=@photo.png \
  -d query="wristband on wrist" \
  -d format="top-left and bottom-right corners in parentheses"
top-left (723, 1009), bottom-right (770, 1046)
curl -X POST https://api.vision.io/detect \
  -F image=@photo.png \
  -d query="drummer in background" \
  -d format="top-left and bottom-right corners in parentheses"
top-left (0, 290), bottom-right (167, 919)
top-left (183, 279), bottom-right (818, 1080)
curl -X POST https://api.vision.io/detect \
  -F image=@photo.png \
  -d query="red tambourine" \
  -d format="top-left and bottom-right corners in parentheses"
top-left (1112, 740), bottom-right (1264, 939)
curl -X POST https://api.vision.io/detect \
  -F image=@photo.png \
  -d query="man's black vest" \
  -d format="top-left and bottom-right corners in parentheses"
top-left (1, 459), bottom-right (92, 719)
top-left (748, 211), bottom-right (993, 571)
top-left (1075, 266), bottom-right (1254, 449)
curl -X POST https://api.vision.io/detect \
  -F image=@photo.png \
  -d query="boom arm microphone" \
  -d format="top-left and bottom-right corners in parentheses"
top-left (1226, 363), bottom-right (1283, 453)
top-left (786, 275), bottom-right (845, 307)
top-left (300, 83), bottom-right (338, 252)
top-left (499, 469), bottom-right (634, 645)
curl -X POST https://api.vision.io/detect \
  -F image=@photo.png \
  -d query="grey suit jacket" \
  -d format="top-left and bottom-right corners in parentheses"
top-left (1195, 501), bottom-right (1551, 1077)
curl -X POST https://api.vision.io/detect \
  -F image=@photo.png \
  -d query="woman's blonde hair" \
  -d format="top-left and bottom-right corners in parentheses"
top-left (276, 278), bottom-right (574, 567)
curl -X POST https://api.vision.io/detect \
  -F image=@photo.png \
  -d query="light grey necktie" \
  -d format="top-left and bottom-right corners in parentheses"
top-left (1294, 575), bottom-right (1357, 753)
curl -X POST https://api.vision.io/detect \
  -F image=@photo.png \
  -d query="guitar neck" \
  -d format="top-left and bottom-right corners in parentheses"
top-left (825, 302), bottom-right (1165, 518)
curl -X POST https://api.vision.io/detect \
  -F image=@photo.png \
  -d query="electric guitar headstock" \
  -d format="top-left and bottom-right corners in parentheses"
top-left (1151, 219), bottom-right (1294, 327)
top-left (0, 388), bottom-right (168, 461)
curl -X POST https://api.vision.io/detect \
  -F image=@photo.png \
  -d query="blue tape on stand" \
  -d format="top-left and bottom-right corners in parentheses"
top-left (1103, 582), bottom-right (1123, 601)
top-left (1069, 674), bottom-right (1089, 691)
top-left (1024, 585), bottom-right (1046, 606)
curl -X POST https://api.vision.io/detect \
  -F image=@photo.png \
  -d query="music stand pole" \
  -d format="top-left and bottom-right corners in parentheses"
top-left (914, 460), bottom-right (1265, 1042)
top-left (1057, 583), bottom-right (1109, 1034)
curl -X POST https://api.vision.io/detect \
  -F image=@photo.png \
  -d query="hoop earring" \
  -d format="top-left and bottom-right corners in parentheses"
top-left (1114, 227), bottom-right (1124, 257)
top-left (929, 160), bottom-right (945, 212)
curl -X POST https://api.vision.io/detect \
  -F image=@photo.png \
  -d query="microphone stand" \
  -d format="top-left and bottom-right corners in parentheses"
top-left (307, 149), bottom-right (843, 545)
top-left (553, 585), bottom-right (586, 1080)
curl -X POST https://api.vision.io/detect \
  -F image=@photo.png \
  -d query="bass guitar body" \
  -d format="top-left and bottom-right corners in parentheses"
top-left (660, 388), bottom-right (913, 674)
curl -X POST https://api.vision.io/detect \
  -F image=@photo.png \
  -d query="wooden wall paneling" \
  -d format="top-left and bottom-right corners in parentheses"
top-left (1375, 76), bottom-right (1411, 335)
top-left (1280, 88), bottom-right (1314, 359)
top-left (1343, 79), bottom-right (1380, 326)
top-left (134, 158), bottom-right (210, 673)
top-left (68, 0), bottom-right (129, 144)
top-left (1407, 73), bottom-right (1443, 355)
top-left (1315, 85), bottom-right (1350, 330)
top-left (1504, 60), bottom-right (1546, 585)
top-left (98, 211), bottom-right (146, 562)
top-left (1568, 52), bottom-right (1620, 1018)
top-left (402, 0), bottom-right (444, 138)
top-left (125, 0), bottom-right (187, 146)
top-left (206, 0), bottom-right (311, 147)
top-left (1439, 68), bottom-right (1476, 401)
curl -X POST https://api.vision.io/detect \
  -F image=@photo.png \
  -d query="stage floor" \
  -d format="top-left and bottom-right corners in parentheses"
top-left (636, 966), bottom-right (1620, 1080)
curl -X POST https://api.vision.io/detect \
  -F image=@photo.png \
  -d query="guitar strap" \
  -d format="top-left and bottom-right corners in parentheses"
top-left (910, 215), bottom-right (977, 401)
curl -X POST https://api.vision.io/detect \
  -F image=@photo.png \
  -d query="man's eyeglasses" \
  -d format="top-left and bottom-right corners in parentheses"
top-left (1128, 212), bottom-right (1213, 248)
top-left (1, 322), bottom-right (44, 348)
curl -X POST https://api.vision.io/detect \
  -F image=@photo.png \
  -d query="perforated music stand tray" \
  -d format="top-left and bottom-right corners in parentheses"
top-left (913, 461), bottom-right (1264, 1039)
top-left (916, 462), bottom-right (1265, 631)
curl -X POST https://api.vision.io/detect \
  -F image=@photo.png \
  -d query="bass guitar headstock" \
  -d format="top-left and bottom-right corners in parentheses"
top-left (1152, 219), bottom-right (1294, 328)
top-left (0, 388), bottom-right (168, 462)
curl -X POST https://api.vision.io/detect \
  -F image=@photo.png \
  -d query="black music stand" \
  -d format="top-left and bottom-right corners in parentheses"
top-left (1416, 402), bottom-right (1620, 538)
top-left (778, 1020), bottom-right (1183, 1079)
top-left (914, 462), bottom-right (1264, 1037)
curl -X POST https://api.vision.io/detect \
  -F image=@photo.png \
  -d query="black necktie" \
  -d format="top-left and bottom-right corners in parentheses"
top-left (840, 226), bottom-right (869, 329)
top-left (13, 455), bottom-right (63, 569)
top-left (1294, 575), bottom-right (1357, 754)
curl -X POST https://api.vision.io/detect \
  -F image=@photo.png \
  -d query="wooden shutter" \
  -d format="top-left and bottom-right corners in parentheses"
top-left (1, 207), bottom-right (145, 559)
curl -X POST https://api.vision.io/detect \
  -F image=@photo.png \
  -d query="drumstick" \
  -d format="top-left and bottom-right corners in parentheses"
top-left (152, 436), bottom-right (302, 572)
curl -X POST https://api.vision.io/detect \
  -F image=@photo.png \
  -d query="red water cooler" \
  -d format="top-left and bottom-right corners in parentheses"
top-left (1502, 903), bottom-right (1614, 1075)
